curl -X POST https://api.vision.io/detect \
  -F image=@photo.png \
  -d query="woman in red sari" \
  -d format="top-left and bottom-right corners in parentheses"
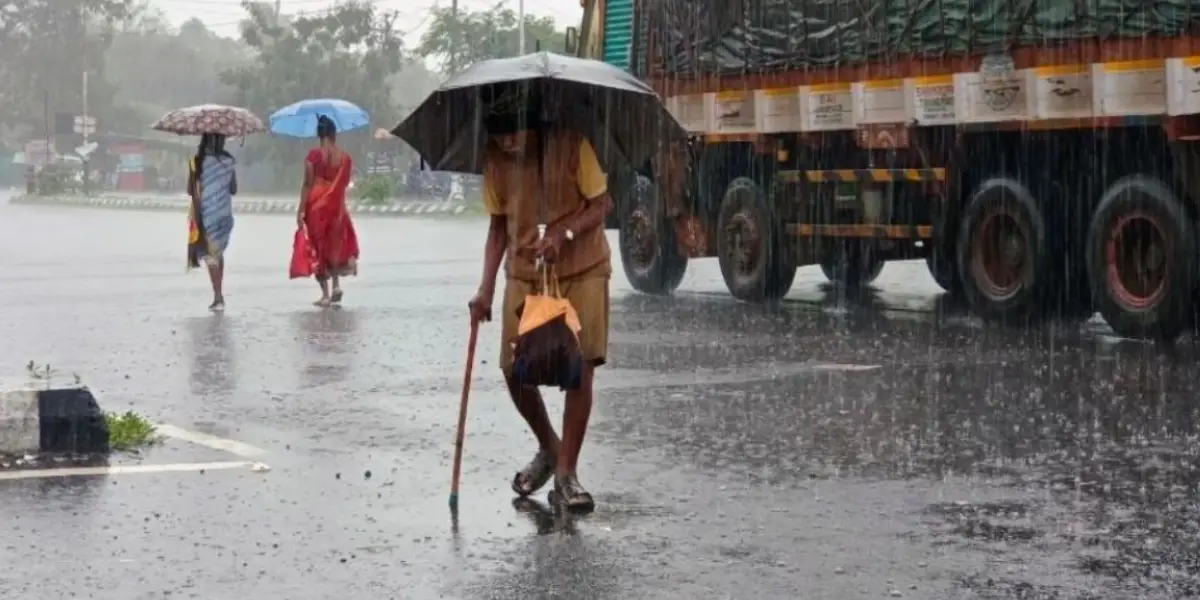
top-left (297, 115), bottom-right (359, 307)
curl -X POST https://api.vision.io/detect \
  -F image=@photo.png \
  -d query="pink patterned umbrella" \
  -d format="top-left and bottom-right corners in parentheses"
top-left (151, 104), bottom-right (266, 137)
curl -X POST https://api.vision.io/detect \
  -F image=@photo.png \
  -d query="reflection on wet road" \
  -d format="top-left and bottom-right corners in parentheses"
top-left (0, 200), bottom-right (1197, 599)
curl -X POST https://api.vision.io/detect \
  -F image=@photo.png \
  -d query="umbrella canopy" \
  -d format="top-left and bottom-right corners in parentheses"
top-left (391, 52), bottom-right (687, 175)
top-left (270, 99), bottom-right (370, 139)
top-left (152, 104), bottom-right (266, 137)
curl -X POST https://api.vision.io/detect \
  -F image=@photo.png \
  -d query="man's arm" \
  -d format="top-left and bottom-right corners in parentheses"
top-left (560, 193), bottom-right (613, 237)
top-left (479, 215), bottom-right (508, 298)
top-left (478, 170), bottom-right (508, 298)
top-left (561, 139), bottom-right (613, 236)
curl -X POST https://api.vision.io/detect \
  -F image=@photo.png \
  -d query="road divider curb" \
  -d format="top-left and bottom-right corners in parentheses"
top-left (0, 380), bottom-right (109, 456)
top-left (7, 194), bottom-right (483, 218)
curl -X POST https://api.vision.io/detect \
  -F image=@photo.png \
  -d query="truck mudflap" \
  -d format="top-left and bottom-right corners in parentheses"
top-left (777, 168), bottom-right (947, 183)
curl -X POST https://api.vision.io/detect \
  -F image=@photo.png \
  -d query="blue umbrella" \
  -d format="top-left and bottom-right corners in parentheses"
top-left (269, 98), bottom-right (370, 138)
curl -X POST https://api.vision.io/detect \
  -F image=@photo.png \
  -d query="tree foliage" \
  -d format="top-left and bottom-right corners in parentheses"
top-left (222, 0), bottom-right (405, 125)
top-left (0, 0), bottom-right (132, 138)
top-left (220, 0), bottom-right (410, 174)
top-left (104, 16), bottom-right (250, 134)
top-left (417, 6), bottom-right (567, 73)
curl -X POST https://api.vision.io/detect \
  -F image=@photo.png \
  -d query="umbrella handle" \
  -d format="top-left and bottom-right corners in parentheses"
top-left (534, 224), bottom-right (547, 272)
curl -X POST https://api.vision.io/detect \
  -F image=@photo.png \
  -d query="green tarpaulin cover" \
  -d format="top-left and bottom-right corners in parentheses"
top-left (648, 0), bottom-right (1200, 76)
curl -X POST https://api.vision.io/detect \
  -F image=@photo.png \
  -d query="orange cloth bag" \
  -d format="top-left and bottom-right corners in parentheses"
top-left (511, 268), bottom-right (584, 390)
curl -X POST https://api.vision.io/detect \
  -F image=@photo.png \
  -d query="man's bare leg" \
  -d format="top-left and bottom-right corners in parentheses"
top-left (559, 362), bottom-right (594, 478)
top-left (505, 374), bottom-right (561, 495)
top-left (553, 362), bottom-right (596, 511)
top-left (505, 375), bottom-right (560, 454)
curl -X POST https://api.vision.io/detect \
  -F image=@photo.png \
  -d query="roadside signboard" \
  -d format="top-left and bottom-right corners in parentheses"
top-left (73, 115), bottom-right (97, 136)
top-left (23, 139), bottom-right (53, 167)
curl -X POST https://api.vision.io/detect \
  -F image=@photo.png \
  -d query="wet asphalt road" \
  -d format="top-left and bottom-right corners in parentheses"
top-left (1, 189), bottom-right (1199, 599)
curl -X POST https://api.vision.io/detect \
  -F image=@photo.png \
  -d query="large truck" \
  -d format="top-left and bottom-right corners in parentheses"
top-left (565, 0), bottom-right (1200, 340)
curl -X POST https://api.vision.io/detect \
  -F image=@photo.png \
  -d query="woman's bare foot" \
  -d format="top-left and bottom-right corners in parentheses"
top-left (313, 297), bottom-right (331, 307)
top-left (331, 287), bottom-right (343, 305)
top-left (209, 297), bottom-right (225, 312)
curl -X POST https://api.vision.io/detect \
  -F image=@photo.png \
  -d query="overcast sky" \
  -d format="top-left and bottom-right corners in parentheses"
top-left (153, 0), bottom-right (582, 44)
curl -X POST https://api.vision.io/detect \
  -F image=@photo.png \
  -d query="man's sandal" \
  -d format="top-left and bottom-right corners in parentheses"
top-left (511, 450), bottom-right (556, 497)
top-left (548, 473), bottom-right (595, 514)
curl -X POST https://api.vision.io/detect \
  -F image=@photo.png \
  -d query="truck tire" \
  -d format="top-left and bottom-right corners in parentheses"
top-left (927, 184), bottom-right (963, 295)
top-left (1085, 175), bottom-right (1196, 340)
top-left (717, 176), bottom-right (796, 302)
top-left (820, 244), bottom-right (884, 287)
top-left (956, 178), bottom-right (1051, 321)
top-left (618, 174), bottom-right (688, 295)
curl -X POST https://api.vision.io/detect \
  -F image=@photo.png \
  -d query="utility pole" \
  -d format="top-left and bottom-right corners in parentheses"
top-left (82, 69), bottom-right (89, 196)
top-left (450, 0), bottom-right (459, 72)
top-left (42, 90), bottom-right (50, 166)
top-left (517, 0), bottom-right (525, 55)
top-left (37, 89), bottom-right (50, 194)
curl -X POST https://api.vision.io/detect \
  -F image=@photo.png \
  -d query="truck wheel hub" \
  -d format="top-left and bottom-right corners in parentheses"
top-left (627, 207), bottom-right (656, 268)
top-left (1107, 213), bottom-right (1168, 310)
top-left (726, 211), bottom-right (762, 274)
top-left (972, 210), bottom-right (1028, 299)
top-left (1001, 232), bottom-right (1025, 268)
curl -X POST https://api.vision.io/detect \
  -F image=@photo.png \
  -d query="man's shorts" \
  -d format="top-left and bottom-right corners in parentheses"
top-left (499, 275), bottom-right (610, 375)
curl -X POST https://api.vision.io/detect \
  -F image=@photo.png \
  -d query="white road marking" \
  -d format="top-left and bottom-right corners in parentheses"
top-left (811, 363), bottom-right (883, 372)
top-left (154, 424), bottom-right (268, 459)
top-left (598, 362), bottom-right (882, 391)
top-left (0, 460), bottom-right (255, 481)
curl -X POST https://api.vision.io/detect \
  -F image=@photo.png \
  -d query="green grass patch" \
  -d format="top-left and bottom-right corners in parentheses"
top-left (105, 411), bottom-right (159, 452)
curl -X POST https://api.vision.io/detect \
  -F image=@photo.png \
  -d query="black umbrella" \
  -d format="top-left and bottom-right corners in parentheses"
top-left (391, 52), bottom-right (687, 174)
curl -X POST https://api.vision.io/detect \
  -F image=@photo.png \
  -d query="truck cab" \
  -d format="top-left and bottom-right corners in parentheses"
top-left (565, 0), bottom-right (627, 66)
top-left (566, 0), bottom-right (645, 234)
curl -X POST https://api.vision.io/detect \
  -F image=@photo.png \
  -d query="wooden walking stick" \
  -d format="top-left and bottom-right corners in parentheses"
top-left (449, 318), bottom-right (480, 513)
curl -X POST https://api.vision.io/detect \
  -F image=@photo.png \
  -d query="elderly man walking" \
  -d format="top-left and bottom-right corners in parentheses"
top-left (467, 107), bottom-right (613, 513)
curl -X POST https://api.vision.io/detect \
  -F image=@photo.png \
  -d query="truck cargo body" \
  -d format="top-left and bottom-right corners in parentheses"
top-left (651, 0), bottom-right (1200, 76)
top-left (572, 0), bottom-right (1200, 340)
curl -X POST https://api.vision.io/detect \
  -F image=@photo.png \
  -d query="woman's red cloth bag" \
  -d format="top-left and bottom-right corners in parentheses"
top-left (289, 227), bottom-right (317, 279)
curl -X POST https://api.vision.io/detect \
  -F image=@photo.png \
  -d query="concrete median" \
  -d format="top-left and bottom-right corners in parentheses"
top-left (7, 193), bottom-right (483, 218)
top-left (0, 377), bottom-right (109, 456)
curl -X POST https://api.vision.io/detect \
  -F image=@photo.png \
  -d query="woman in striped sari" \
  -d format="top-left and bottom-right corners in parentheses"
top-left (187, 133), bottom-right (238, 311)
